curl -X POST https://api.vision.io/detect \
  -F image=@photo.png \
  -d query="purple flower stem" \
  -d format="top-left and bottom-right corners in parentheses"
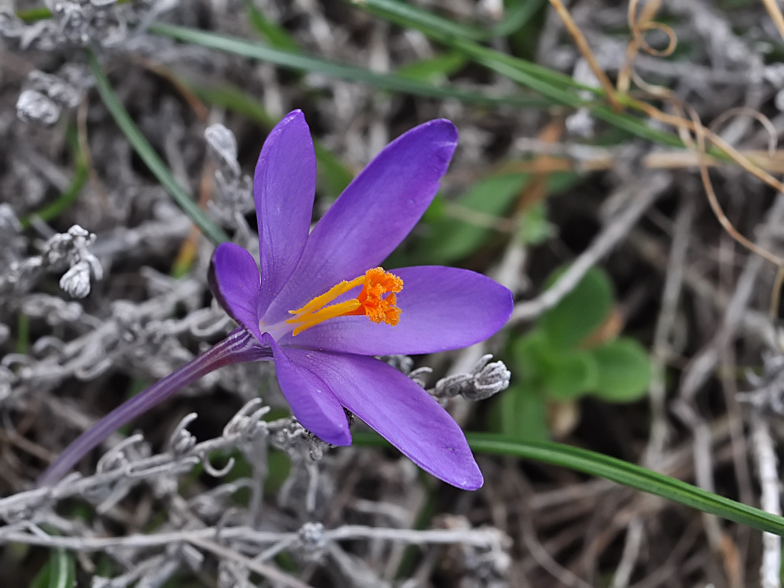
top-left (38, 328), bottom-right (271, 487)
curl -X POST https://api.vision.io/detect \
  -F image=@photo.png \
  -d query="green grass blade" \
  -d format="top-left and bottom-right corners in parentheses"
top-left (351, 431), bottom-right (784, 536)
top-left (21, 129), bottom-right (89, 229)
top-left (351, 0), bottom-right (686, 149)
top-left (359, 0), bottom-right (488, 40)
top-left (397, 52), bottom-right (467, 82)
top-left (86, 51), bottom-right (229, 245)
top-left (449, 37), bottom-right (684, 147)
top-left (16, 0), bottom-right (130, 22)
top-left (147, 23), bottom-right (551, 110)
top-left (468, 434), bottom-right (784, 534)
top-left (360, 0), bottom-right (546, 40)
top-left (16, 6), bottom-right (52, 22)
top-left (351, 0), bottom-right (582, 89)
top-left (489, 0), bottom-right (547, 38)
top-left (189, 81), bottom-right (355, 196)
top-left (47, 549), bottom-right (75, 588)
top-left (244, 0), bottom-right (301, 51)
top-left (191, 82), bottom-right (276, 128)
top-left (29, 559), bottom-right (49, 588)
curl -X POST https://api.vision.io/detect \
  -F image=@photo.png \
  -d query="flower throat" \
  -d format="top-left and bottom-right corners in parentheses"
top-left (285, 267), bottom-right (403, 335)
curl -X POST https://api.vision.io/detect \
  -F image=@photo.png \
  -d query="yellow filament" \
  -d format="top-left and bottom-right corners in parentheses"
top-left (286, 268), bottom-right (402, 336)
top-left (288, 299), bottom-right (362, 336)
top-left (288, 276), bottom-right (365, 317)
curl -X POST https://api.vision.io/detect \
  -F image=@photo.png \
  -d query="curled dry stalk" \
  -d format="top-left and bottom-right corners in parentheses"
top-left (762, 0), bottom-right (784, 44)
top-left (618, 0), bottom-right (676, 94)
top-left (547, 0), bottom-right (621, 110)
top-left (550, 0), bottom-right (784, 320)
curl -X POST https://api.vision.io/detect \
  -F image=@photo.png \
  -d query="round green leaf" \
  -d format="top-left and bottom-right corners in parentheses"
top-left (591, 338), bottom-right (651, 402)
top-left (539, 266), bottom-right (613, 351)
top-left (496, 384), bottom-right (549, 443)
top-left (541, 349), bottom-right (599, 401)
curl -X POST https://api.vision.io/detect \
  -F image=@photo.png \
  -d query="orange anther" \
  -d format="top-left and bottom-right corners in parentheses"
top-left (287, 267), bottom-right (403, 335)
top-left (347, 267), bottom-right (403, 325)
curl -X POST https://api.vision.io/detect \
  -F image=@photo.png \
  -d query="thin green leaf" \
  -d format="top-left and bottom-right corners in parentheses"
top-left (29, 559), bottom-right (50, 588)
top-left (350, 0), bottom-right (688, 149)
top-left (244, 0), bottom-right (301, 51)
top-left (16, 6), bottom-right (53, 22)
top-left (147, 23), bottom-right (551, 110)
top-left (453, 38), bottom-right (684, 147)
top-left (397, 52), bottom-right (468, 83)
top-left (47, 549), bottom-right (75, 588)
top-left (86, 51), bottom-right (229, 245)
top-left (16, 0), bottom-right (131, 22)
top-left (21, 128), bottom-right (88, 229)
top-left (188, 81), bottom-right (354, 196)
top-left (356, 0), bottom-right (489, 41)
top-left (190, 82), bottom-right (276, 127)
top-left (349, 0), bottom-right (592, 92)
top-left (469, 434), bottom-right (784, 535)
top-left (358, 0), bottom-right (546, 41)
top-left (350, 431), bottom-right (784, 536)
top-left (313, 142), bottom-right (355, 197)
top-left (491, 0), bottom-right (547, 38)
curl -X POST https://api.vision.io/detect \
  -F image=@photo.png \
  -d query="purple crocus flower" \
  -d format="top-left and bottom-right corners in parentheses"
top-left (39, 111), bottom-right (513, 489)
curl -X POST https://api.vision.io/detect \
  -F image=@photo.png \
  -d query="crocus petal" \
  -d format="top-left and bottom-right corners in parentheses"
top-left (262, 120), bottom-right (458, 324)
top-left (263, 333), bottom-right (351, 446)
top-left (255, 110), bottom-right (317, 316)
top-left (279, 266), bottom-right (512, 356)
top-left (284, 348), bottom-right (482, 490)
top-left (209, 243), bottom-right (263, 341)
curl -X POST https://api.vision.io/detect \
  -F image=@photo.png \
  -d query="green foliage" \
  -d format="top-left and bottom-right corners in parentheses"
top-left (414, 171), bottom-right (576, 265)
top-left (20, 127), bottom-right (88, 229)
top-left (539, 349), bottom-right (599, 401)
top-left (539, 266), bottom-right (614, 351)
top-left (243, 0), bottom-right (300, 52)
top-left (149, 23), bottom-right (550, 110)
top-left (498, 382), bottom-right (548, 443)
top-left (265, 448), bottom-right (292, 496)
top-left (347, 0), bottom-right (699, 150)
top-left (397, 52), bottom-right (467, 82)
top-left (86, 51), bottom-right (230, 245)
top-left (500, 267), bottom-right (652, 441)
top-left (350, 429), bottom-right (784, 537)
top-left (591, 339), bottom-right (653, 402)
top-left (519, 200), bottom-right (552, 246)
top-left (466, 434), bottom-right (784, 537)
top-left (29, 549), bottom-right (75, 588)
top-left (419, 172), bottom-right (529, 264)
top-left (189, 81), bottom-right (355, 198)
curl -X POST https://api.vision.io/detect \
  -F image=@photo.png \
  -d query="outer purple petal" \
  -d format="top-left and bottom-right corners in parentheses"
top-left (209, 243), bottom-right (263, 341)
top-left (279, 266), bottom-right (512, 356)
top-left (263, 333), bottom-right (351, 446)
top-left (262, 120), bottom-right (458, 324)
top-left (284, 348), bottom-right (482, 490)
top-left (255, 110), bottom-right (317, 316)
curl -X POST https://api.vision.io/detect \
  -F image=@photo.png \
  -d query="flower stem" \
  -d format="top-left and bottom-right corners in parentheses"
top-left (38, 329), bottom-right (269, 487)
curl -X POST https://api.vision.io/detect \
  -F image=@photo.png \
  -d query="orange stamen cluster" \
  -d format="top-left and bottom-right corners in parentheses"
top-left (286, 267), bottom-right (403, 336)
